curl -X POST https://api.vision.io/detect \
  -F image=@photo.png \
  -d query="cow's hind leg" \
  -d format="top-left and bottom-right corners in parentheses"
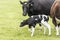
top-left (52, 18), bottom-right (59, 35)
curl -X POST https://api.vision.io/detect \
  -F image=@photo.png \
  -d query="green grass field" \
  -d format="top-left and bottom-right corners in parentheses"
top-left (0, 0), bottom-right (60, 40)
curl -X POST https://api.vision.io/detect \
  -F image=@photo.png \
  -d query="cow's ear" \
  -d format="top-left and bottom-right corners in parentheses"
top-left (20, 1), bottom-right (23, 4)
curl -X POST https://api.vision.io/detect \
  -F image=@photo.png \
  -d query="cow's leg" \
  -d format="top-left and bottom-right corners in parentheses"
top-left (28, 25), bottom-right (32, 32)
top-left (31, 26), bottom-right (35, 37)
top-left (29, 24), bottom-right (36, 37)
top-left (55, 25), bottom-right (59, 35)
top-left (52, 18), bottom-right (59, 35)
top-left (44, 26), bottom-right (46, 35)
top-left (28, 25), bottom-right (35, 37)
top-left (44, 22), bottom-right (51, 35)
top-left (41, 20), bottom-right (51, 35)
top-left (46, 23), bottom-right (51, 35)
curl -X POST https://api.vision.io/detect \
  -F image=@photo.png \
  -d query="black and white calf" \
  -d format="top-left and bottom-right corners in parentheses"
top-left (20, 15), bottom-right (51, 36)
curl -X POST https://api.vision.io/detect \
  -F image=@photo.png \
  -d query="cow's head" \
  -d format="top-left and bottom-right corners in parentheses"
top-left (20, 1), bottom-right (28, 16)
top-left (20, 1), bottom-right (33, 16)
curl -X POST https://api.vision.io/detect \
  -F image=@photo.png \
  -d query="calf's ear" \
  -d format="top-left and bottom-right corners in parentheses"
top-left (20, 1), bottom-right (23, 4)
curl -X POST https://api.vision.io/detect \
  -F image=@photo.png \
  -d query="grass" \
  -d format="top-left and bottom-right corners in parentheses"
top-left (0, 0), bottom-right (60, 40)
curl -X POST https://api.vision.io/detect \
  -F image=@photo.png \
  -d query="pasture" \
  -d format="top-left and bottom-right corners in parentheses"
top-left (0, 0), bottom-right (60, 40)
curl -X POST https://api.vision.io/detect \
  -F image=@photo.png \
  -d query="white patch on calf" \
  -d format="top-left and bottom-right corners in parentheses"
top-left (35, 18), bottom-right (38, 21)
top-left (41, 19), bottom-right (51, 35)
top-left (42, 15), bottom-right (48, 18)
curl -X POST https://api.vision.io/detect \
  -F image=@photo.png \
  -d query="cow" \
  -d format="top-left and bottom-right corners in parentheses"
top-left (50, 0), bottom-right (60, 36)
top-left (20, 15), bottom-right (51, 36)
top-left (20, 0), bottom-right (55, 16)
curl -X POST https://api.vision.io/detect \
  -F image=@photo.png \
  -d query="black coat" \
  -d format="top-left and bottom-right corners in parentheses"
top-left (27, 0), bottom-right (55, 16)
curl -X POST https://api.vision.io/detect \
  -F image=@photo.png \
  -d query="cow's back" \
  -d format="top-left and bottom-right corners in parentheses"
top-left (31, 0), bottom-right (55, 9)
top-left (27, 0), bottom-right (55, 16)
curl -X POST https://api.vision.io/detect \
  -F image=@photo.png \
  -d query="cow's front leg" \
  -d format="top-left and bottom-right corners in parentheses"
top-left (29, 26), bottom-right (35, 37)
top-left (29, 25), bottom-right (35, 37)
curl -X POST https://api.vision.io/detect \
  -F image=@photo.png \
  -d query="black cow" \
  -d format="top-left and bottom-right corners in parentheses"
top-left (20, 0), bottom-right (55, 16)
top-left (20, 15), bottom-right (51, 36)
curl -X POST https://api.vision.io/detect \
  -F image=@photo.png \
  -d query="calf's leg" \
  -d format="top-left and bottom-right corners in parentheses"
top-left (41, 20), bottom-right (51, 35)
top-left (44, 26), bottom-right (46, 35)
top-left (31, 26), bottom-right (35, 37)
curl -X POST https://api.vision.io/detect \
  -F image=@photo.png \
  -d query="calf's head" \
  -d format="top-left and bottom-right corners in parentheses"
top-left (20, 20), bottom-right (27, 27)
